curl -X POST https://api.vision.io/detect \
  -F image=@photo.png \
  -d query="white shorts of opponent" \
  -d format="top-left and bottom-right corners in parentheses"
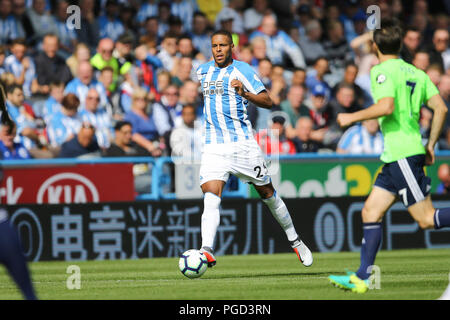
top-left (199, 139), bottom-right (271, 187)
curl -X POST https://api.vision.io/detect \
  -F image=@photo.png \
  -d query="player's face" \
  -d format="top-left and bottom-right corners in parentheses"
top-left (211, 34), bottom-right (233, 68)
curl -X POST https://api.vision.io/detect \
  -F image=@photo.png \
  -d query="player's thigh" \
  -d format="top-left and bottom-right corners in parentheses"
top-left (231, 140), bottom-right (271, 187)
top-left (362, 186), bottom-right (397, 223)
top-left (407, 195), bottom-right (436, 229)
top-left (199, 149), bottom-right (230, 196)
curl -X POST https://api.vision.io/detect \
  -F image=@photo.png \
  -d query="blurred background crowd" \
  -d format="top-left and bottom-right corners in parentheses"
top-left (0, 0), bottom-right (449, 163)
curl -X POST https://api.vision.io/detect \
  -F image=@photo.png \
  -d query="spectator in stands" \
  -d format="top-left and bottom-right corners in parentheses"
top-left (0, 121), bottom-right (31, 159)
top-left (428, 29), bottom-right (450, 72)
top-left (249, 36), bottom-right (267, 67)
top-left (134, 43), bottom-right (163, 101)
top-left (5, 84), bottom-right (40, 149)
top-left (66, 42), bottom-right (91, 78)
top-left (336, 119), bottom-right (383, 155)
top-left (295, 4), bottom-right (313, 38)
top-left (123, 87), bottom-right (161, 157)
top-left (137, 0), bottom-right (159, 28)
top-left (114, 33), bottom-right (134, 70)
top-left (171, 56), bottom-right (194, 87)
top-left (157, 31), bottom-right (178, 74)
top-left (42, 80), bottom-right (64, 120)
top-left (426, 63), bottom-right (444, 87)
top-left (179, 80), bottom-right (201, 115)
top-left (400, 27), bottom-right (422, 64)
top-left (306, 57), bottom-right (331, 100)
top-left (280, 85), bottom-right (309, 134)
top-left (75, 0), bottom-right (100, 52)
top-left (292, 117), bottom-right (320, 153)
top-left (78, 88), bottom-right (113, 149)
top-left (64, 61), bottom-right (108, 109)
top-left (53, 0), bottom-right (78, 58)
top-left (412, 50), bottom-right (430, 71)
top-left (191, 11), bottom-right (212, 61)
top-left (152, 84), bottom-right (183, 153)
top-left (215, 1), bottom-right (244, 35)
top-left (243, 0), bottom-right (270, 33)
top-left (0, 0), bottom-right (20, 45)
top-left (46, 93), bottom-right (82, 148)
top-left (98, 66), bottom-right (121, 119)
top-left (104, 120), bottom-right (150, 157)
top-left (255, 113), bottom-right (296, 155)
top-left (332, 62), bottom-right (371, 109)
top-left (140, 16), bottom-right (159, 46)
top-left (304, 83), bottom-right (334, 145)
top-left (437, 163), bottom-right (450, 194)
top-left (90, 38), bottom-right (120, 91)
top-left (4, 38), bottom-right (37, 98)
top-left (98, 0), bottom-right (125, 42)
top-left (323, 19), bottom-right (353, 87)
top-left (59, 121), bottom-right (101, 158)
top-left (291, 68), bottom-right (306, 88)
top-left (299, 20), bottom-right (327, 66)
top-left (26, 0), bottom-right (58, 46)
top-left (330, 82), bottom-right (361, 116)
top-left (34, 33), bottom-right (72, 95)
top-left (118, 2), bottom-right (138, 40)
top-left (170, 103), bottom-right (202, 159)
top-left (249, 14), bottom-right (306, 69)
top-left (11, 0), bottom-right (32, 42)
top-left (177, 34), bottom-right (206, 74)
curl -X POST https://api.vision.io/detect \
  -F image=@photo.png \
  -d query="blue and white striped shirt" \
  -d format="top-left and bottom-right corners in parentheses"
top-left (79, 108), bottom-right (113, 148)
top-left (137, 2), bottom-right (158, 23)
top-left (97, 15), bottom-right (125, 42)
top-left (46, 110), bottom-right (82, 147)
top-left (196, 60), bottom-right (266, 145)
top-left (337, 124), bottom-right (384, 155)
top-left (4, 55), bottom-right (36, 98)
top-left (171, 0), bottom-right (197, 33)
top-left (0, 15), bottom-right (19, 45)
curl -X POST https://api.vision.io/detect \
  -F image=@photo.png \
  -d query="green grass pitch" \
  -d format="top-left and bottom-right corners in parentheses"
top-left (0, 248), bottom-right (449, 300)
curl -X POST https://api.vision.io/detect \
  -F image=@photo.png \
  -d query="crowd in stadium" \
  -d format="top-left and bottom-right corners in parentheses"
top-left (0, 0), bottom-right (449, 160)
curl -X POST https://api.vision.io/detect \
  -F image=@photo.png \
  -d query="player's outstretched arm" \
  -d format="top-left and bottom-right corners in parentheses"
top-left (337, 97), bottom-right (394, 128)
top-left (424, 94), bottom-right (448, 165)
top-left (231, 79), bottom-right (273, 109)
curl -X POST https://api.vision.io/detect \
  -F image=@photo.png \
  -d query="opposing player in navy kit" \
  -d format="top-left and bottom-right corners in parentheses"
top-left (0, 85), bottom-right (37, 300)
top-left (196, 30), bottom-right (313, 268)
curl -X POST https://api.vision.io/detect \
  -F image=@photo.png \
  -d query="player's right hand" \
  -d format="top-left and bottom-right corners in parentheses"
top-left (336, 113), bottom-right (354, 128)
top-left (425, 144), bottom-right (435, 166)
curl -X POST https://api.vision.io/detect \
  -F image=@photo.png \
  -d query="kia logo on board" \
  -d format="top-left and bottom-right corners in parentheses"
top-left (36, 173), bottom-right (100, 204)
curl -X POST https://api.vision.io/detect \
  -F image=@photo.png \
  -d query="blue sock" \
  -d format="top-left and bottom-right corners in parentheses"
top-left (0, 220), bottom-right (37, 300)
top-left (434, 208), bottom-right (450, 229)
top-left (356, 222), bottom-right (382, 280)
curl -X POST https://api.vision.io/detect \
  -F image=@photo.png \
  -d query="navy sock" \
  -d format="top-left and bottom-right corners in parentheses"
top-left (356, 222), bottom-right (382, 280)
top-left (434, 208), bottom-right (450, 229)
top-left (0, 220), bottom-right (37, 300)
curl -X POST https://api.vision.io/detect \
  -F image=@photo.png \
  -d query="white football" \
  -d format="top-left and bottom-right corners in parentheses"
top-left (179, 249), bottom-right (208, 279)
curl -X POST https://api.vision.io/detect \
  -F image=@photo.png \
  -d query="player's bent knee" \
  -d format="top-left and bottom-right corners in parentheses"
top-left (361, 206), bottom-right (383, 223)
top-left (417, 215), bottom-right (435, 230)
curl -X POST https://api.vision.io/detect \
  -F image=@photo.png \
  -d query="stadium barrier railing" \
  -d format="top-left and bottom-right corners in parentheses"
top-left (1, 151), bottom-right (449, 201)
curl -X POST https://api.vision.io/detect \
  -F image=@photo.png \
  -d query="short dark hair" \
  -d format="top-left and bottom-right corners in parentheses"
top-left (211, 30), bottom-right (233, 44)
top-left (373, 19), bottom-right (403, 55)
top-left (114, 120), bottom-right (132, 131)
top-left (5, 84), bottom-right (22, 94)
top-left (61, 93), bottom-right (80, 111)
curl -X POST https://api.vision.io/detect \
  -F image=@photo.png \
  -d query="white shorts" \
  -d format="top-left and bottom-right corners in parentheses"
top-left (199, 139), bottom-right (271, 186)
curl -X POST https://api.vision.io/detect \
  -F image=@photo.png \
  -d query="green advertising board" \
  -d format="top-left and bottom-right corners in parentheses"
top-left (250, 156), bottom-right (450, 198)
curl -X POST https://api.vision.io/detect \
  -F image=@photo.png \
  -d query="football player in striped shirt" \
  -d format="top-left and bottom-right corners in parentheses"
top-left (196, 30), bottom-right (313, 268)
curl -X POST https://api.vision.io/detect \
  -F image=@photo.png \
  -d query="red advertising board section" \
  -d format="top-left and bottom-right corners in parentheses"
top-left (0, 163), bottom-right (135, 204)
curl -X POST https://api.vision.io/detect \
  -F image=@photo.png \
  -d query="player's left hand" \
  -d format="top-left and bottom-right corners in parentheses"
top-left (336, 113), bottom-right (354, 128)
top-left (425, 144), bottom-right (435, 166)
top-left (231, 79), bottom-right (245, 97)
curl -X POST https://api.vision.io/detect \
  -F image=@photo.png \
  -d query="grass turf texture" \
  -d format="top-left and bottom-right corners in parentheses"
top-left (0, 248), bottom-right (448, 300)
